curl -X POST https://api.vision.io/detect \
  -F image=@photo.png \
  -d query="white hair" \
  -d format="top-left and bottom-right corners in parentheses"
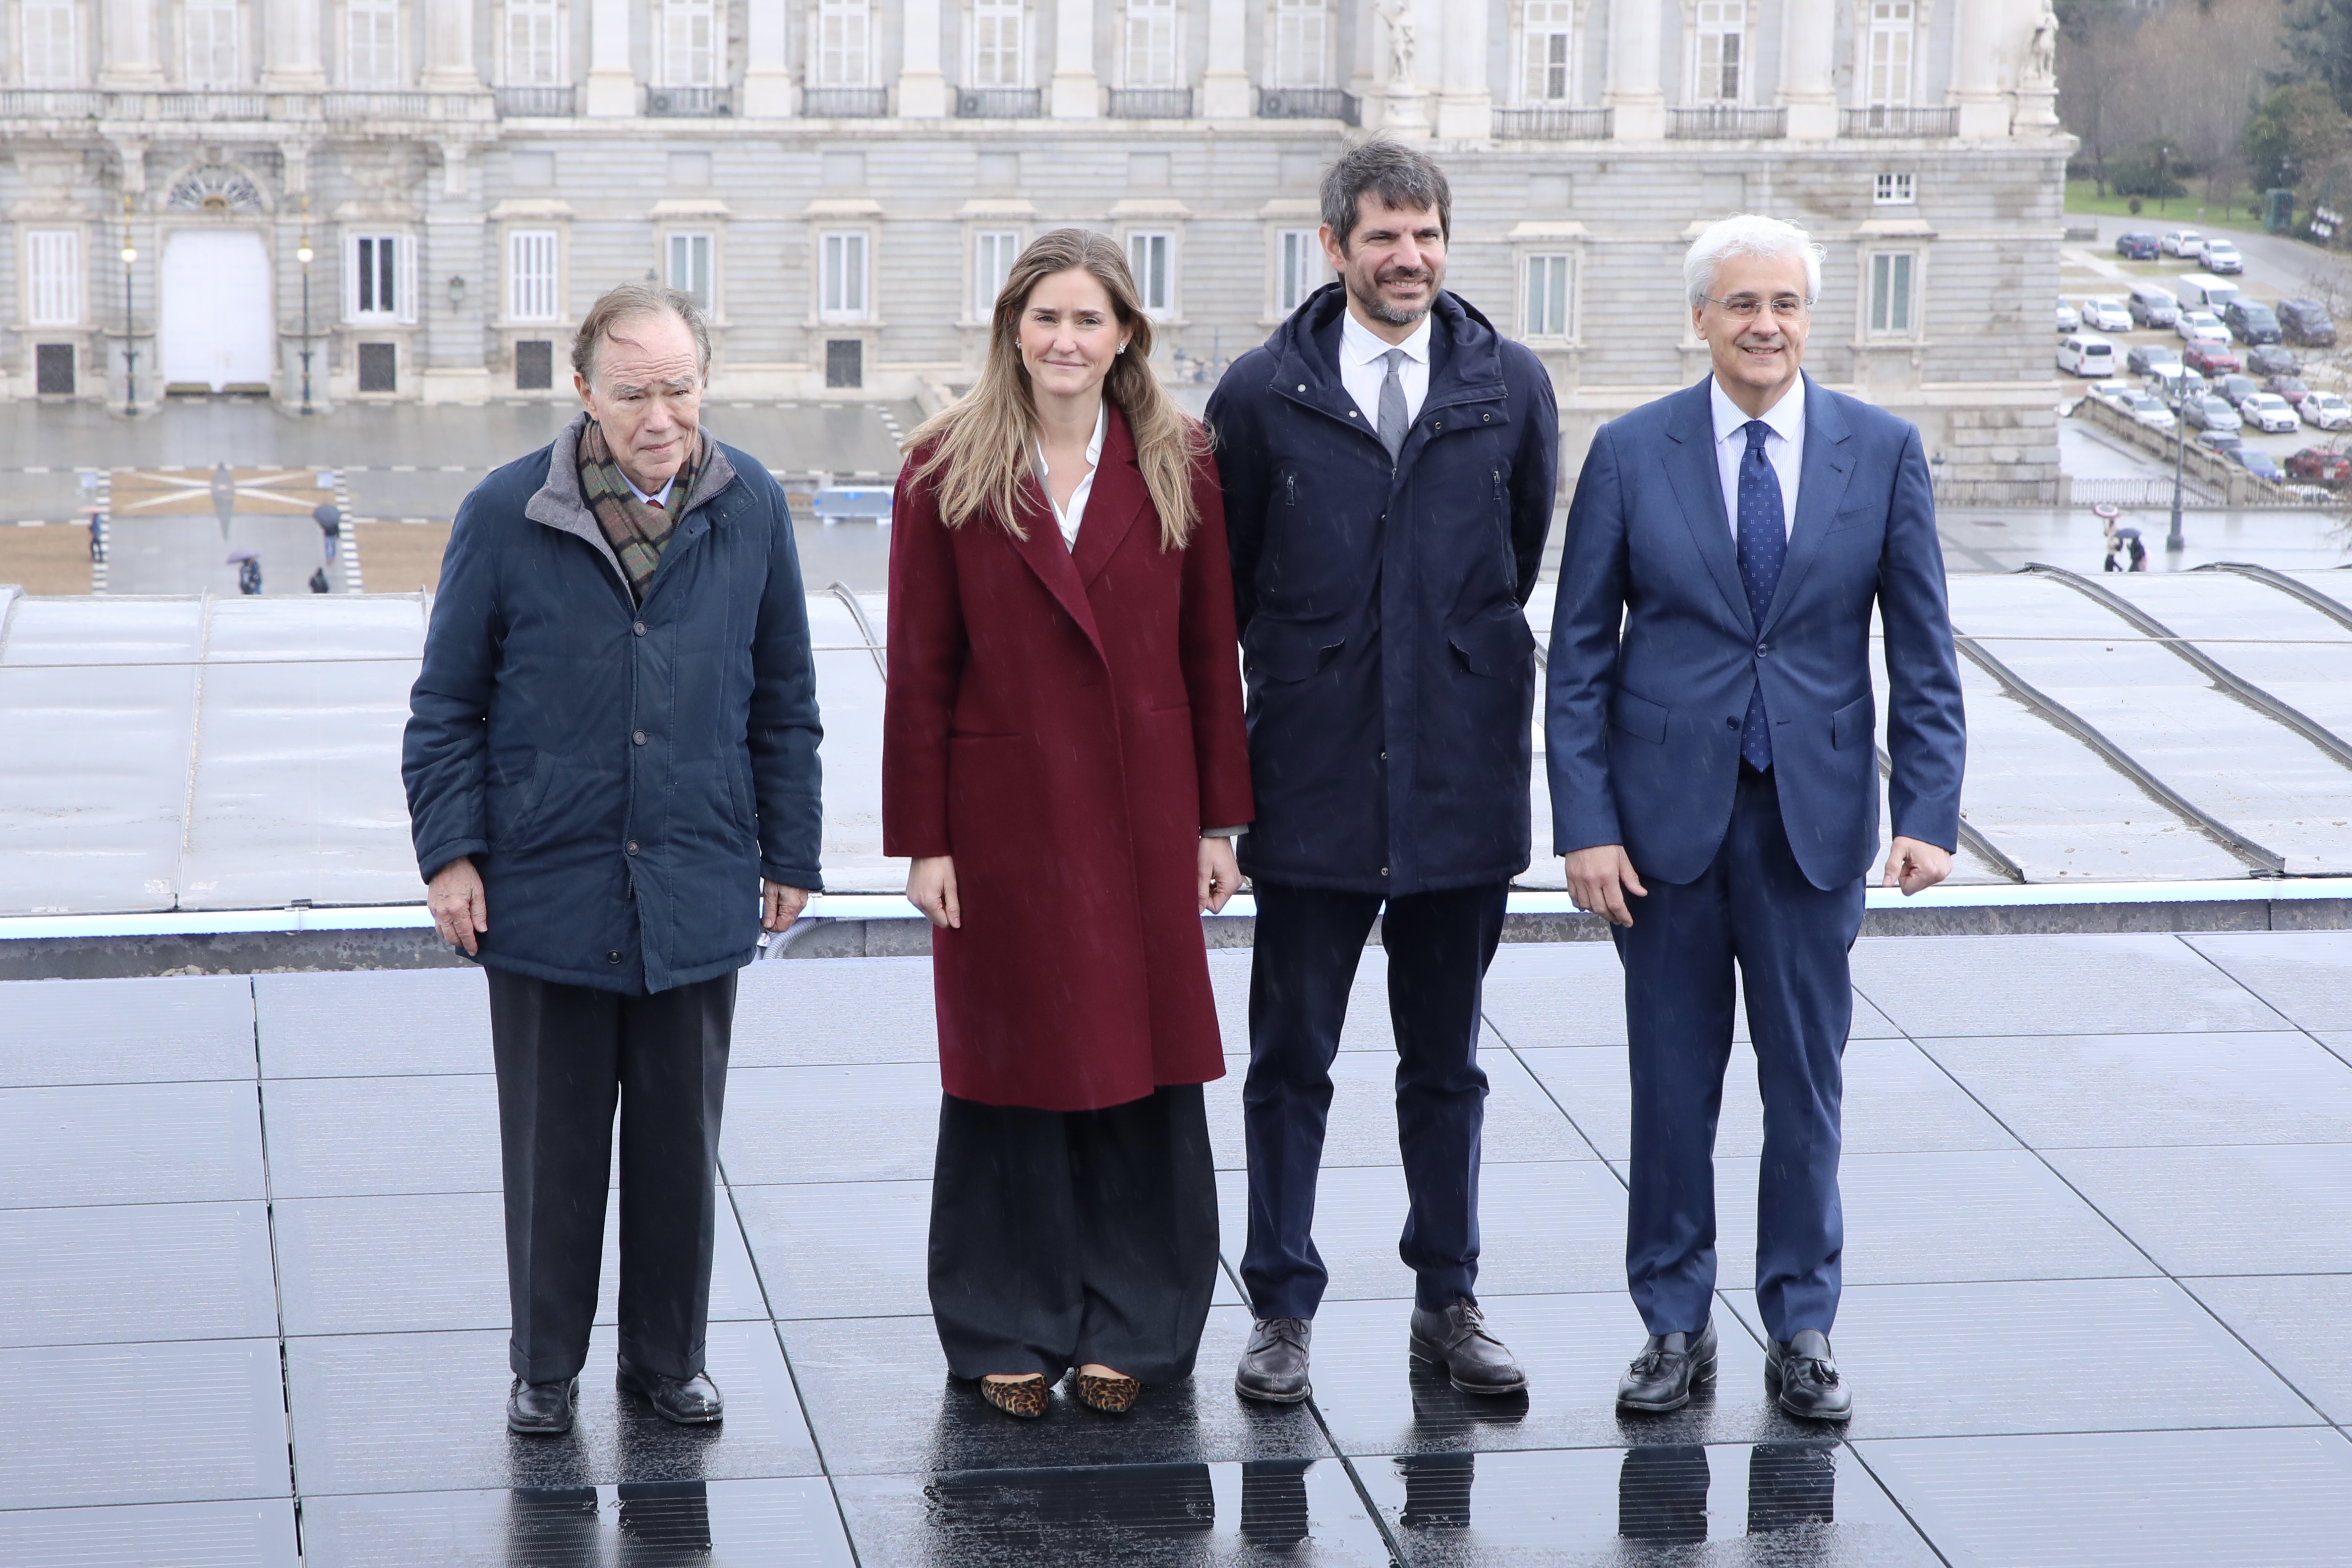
top-left (1683, 213), bottom-right (1826, 310)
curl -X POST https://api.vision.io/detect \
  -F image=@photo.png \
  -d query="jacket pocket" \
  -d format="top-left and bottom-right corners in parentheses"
top-left (1447, 610), bottom-right (1536, 678)
top-left (1831, 691), bottom-right (1876, 750)
top-left (1610, 689), bottom-right (1669, 745)
top-left (488, 753), bottom-right (556, 851)
top-left (1243, 617), bottom-right (1345, 684)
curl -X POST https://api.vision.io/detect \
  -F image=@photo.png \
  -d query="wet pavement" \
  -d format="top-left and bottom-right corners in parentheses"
top-left (4, 930), bottom-right (2352, 1563)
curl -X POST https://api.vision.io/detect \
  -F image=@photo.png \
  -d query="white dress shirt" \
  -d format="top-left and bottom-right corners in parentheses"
top-left (622, 469), bottom-right (678, 508)
top-left (1033, 398), bottom-right (1108, 548)
top-left (1709, 375), bottom-right (1804, 542)
top-left (1338, 310), bottom-right (1431, 429)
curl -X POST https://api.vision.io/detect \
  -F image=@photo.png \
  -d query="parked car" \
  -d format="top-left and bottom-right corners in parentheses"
top-left (2278, 298), bottom-right (2338, 347)
top-left (2216, 373), bottom-right (2261, 408)
top-left (2081, 296), bottom-right (2135, 332)
top-left (2200, 239), bottom-right (2246, 274)
top-left (2176, 309), bottom-right (2232, 345)
top-left (2233, 446), bottom-right (2284, 481)
top-left (2241, 392), bottom-right (2301, 433)
top-left (2058, 335), bottom-right (2117, 377)
top-left (2148, 366), bottom-right (2207, 406)
top-left (2160, 228), bottom-right (2204, 256)
top-left (2129, 284), bottom-right (2181, 328)
top-left (2223, 300), bottom-right (2282, 344)
top-left (2056, 297), bottom-right (2081, 334)
top-left (2185, 340), bottom-right (2242, 376)
top-left (2184, 394), bottom-right (2243, 432)
top-left (2116, 231), bottom-right (2161, 260)
top-left (2196, 430), bottom-right (2243, 453)
top-left (2264, 375), bottom-right (2311, 405)
top-left (2285, 447), bottom-right (2352, 483)
top-left (2120, 391), bottom-right (2177, 432)
top-left (2128, 343), bottom-right (2183, 377)
top-left (2246, 344), bottom-right (2301, 377)
top-left (2175, 273), bottom-right (2243, 314)
top-left (2302, 390), bottom-right (2352, 430)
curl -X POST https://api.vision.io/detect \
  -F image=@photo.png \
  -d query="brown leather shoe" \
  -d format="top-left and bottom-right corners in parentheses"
top-left (978, 1374), bottom-right (1049, 1419)
top-left (1073, 1371), bottom-right (1141, 1413)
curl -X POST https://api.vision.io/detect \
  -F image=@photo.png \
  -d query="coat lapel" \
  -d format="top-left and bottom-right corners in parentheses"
top-left (1070, 404), bottom-right (1150, 586)
top-left (1759, 376), bottom-right (1855, 636)
top-left (1660, 379), bottom-right (1754, 637)
top-left (1001, 475), bottom-right (1106, 657)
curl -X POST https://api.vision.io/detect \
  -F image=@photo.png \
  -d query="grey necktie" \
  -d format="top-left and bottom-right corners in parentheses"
top-left (1377, 347), bottom-right (1409, 462)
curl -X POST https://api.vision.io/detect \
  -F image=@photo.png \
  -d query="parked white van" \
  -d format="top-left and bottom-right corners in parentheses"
top-left (2175, 273), bottom-right (2244, 314)
top-left (2057, 335), bottom-right (2117, 378)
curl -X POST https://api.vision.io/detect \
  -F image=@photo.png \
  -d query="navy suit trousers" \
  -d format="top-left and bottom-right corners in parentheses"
top-left (1612, 766), bottom-right (1865, 1342)
top-left (1240, 880), bottom-right (1508, 1318)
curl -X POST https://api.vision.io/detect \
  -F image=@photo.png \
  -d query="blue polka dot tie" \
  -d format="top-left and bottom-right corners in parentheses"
top-left (1737, 419), bottom-right (1785, 772)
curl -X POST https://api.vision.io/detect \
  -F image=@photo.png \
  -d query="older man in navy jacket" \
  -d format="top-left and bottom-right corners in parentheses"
top-left (405, 285), bottom-right (822, 1437)
top-left (1547, 215), bottom-right (1966, 1423)
top-left (1208, 142), bottom-right (1559, 1403)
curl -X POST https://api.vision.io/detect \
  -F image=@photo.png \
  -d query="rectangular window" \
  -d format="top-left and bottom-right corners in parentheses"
top-left (1125, 0), bottom-right (1178, 88)
top-left (1270, 0), bottom-right (1327, 89)
top-left (1128, 231), bottom-right (1172, 316)
top-left (815, 0), bottom-right (870, 87)
top-left (820, 230), bottom-right (869, 320)
top-left (1521, 0), bottom-right (1572, 103)
top-left (505, 0), bottom-right (561, 85)
top-left (1276, 228), bottom-right (1317, 314)
top-left (184, 0), bottom-right (240, 87)
top-left (21, 0), bottom-right (78, 85)
top-left (508, 229), bottom-right (560, 321)
top-left (1869, 251), bottom-right (1915, 334)
top-left (974, 229), bottom-right (1020, 317)
top-left (1694, 0), bottom-right (1743, 104)
top-left (1874, 171), bottom-right (1916, 205)
top-left (347, 0), bottom-right (400, 86)
top-left (347, 232), bottom-right (414, 322)
top-left (1523, 253), bottom-right (1571, 337)
top-left (667, 231), bottom-right (715, 312)
top-left (1866, 0), bottom-right (1914, 107)
top-left (972, 0), bottom-right (1023, 88)
top-left (664, 0), bottom-right (718, 86)
top-left (25, 230), bottom-right (81, 328)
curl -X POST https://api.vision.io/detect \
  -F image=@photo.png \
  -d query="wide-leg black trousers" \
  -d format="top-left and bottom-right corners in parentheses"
top-left (486, 967), bottom-right (736, 1384)
top-left (928, 1084), bottom-right (1220, 1383)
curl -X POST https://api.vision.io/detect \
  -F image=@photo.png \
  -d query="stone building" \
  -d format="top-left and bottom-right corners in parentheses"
top-left (1, 0), bottom-right (2067, 499)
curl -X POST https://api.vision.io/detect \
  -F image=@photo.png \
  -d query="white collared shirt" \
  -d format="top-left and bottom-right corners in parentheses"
top-left (1338, 309), bottom-right (1432, 432)
top-left (1709, 374), bottom-right (1805, 542)
top-left (1033, 398), bottom-right (1108, 549)
top-left (623, 470), bottom-right (678, 508)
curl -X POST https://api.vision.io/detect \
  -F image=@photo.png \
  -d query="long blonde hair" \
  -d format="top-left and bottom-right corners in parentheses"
top-left (903, 227), bottom-right (1209, 549)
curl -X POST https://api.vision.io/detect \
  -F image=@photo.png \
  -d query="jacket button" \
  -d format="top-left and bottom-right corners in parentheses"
top-left (1431, 421), bottom-right (1442, 432)
top-left (606, 951), bottom-right (622, 964)
top-left (625, 840), bottom-right (640, 856)
top-left (1728, 717), bottom-right (1740, 728)
top-left (1380, 866), bottom-right (1390, 877)
top-left (1756, 645), bottom-right (1769, 657)
top-left (632, 730), bottom-right (647, 745)
top-left (1482, 412), bottom-right (1493, 423)
top-left (1380, 750), bottom-right (1388, 761)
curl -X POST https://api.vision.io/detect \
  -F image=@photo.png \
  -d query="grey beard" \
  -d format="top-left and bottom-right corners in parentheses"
top-left (1348, 271), bottom-right (1437, 327)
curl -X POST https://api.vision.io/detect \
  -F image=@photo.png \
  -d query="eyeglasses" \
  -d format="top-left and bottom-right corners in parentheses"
top-left (1702, 294), bottom-right (1812, 322)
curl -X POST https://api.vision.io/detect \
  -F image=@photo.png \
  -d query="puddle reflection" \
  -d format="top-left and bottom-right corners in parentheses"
top-left (1611, 1441), bottom-right (1842, 1544)
top-left (1240, 1459), bottom-right (1312, 1547)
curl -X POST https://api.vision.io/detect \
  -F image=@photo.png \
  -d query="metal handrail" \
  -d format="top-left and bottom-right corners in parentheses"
top-left (1953, 632), bottom-right (2284, 875)
top-left (827, 582), bottom-right (887, 682)
top-left (2025, 563), bottom-right (2352, 773)
top-left (2193, 561), bottom-right (2352, 634)
top-left (1875, 744), bottom-right (2026, 882)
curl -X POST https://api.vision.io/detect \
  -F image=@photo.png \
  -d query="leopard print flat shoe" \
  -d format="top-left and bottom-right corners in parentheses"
top-left (1073, 1372), bottom-right (1141, 1414)
top-left (978, 1375), bottom-right (1049, 1419)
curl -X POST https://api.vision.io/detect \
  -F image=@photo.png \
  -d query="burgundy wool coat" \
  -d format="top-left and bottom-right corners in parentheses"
top-left (882, 405), bottom-right (1254, 1112)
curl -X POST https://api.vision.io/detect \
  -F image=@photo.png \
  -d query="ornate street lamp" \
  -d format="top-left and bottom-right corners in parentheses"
top-left (120, 195), bottom-right (137, 417)
top-left (298, 201), bottom-right (315, 416)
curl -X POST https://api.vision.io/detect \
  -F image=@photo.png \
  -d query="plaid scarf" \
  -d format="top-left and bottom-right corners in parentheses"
top-left (578, 420), bottom-right (702, 603)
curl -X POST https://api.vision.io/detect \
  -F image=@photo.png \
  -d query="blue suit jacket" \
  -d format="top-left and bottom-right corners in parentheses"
top-left (1544, 374), bottom-right (1965, 891)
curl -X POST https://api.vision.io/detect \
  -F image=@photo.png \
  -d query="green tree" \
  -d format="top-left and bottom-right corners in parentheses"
top-left (2285, 0), bottom-right (2352, 112)
top-left (2245, 80), bottom-right (2351, 188)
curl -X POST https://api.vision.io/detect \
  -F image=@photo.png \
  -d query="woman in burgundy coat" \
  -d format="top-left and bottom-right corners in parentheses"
top-left (883, 229), bottom-right (1253, 1420)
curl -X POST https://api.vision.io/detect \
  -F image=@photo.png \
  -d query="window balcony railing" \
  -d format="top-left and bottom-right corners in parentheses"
top-left (324, 91), bottom-right (431, 119)
top-left (1256, 87), bottom-right (1360, 125)
top-left (1107, 87), bottom-right (1193, 119)
top-left (1840, 104), bottom-right (1960, 138)
top-left (0, 89), bottom-right (106, 119)
top-left (495, 85), bottom-right (578, 117)
top-left (955, 87), bottom-right (1043, 118)
top-left (647, 85), bottom-right (733, 117)
top-left (154, 91), bottom-right (269, 120)
top-left (801, 86), bottom-right (889, 118)
top-left (1667, 105), bottom-right (1787, 139)
top-left (1491, 105), bottom-right (1612, 140)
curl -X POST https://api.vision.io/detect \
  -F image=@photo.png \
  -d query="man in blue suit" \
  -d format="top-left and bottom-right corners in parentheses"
top-left (1546, 214), bottom-right (1965, 1423)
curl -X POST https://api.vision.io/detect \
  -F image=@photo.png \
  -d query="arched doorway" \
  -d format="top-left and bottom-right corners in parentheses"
top-left (160, 228), bottom-right (274, 393)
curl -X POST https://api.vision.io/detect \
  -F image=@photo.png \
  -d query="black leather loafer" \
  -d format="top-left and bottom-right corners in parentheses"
top-left (1235, 1317), bottom-right (1312, 1403)
top-left (1617, 1319), bottom-right (1718, 1414)
top-left (1765, 1330), bottom-right (1852, 1423)
top-left (506, 1375), bottom-right (579, 1435)
top-left (1408, 1297), bottom-right (1527, 1395)
top-left (617, 1357), bottom-right (725, 1425)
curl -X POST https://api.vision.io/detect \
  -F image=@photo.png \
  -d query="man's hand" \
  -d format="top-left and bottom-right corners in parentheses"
top-left (1198, 837), bottom-right (1242, 914)
top-left (1564, 844), bottom-right (1647, 927)
top-left (1882, 837), bottom-right (1953, 896)
top-left (906, 855), bottom-right (960, 930)
top-left (428, 856), bottom-right (488, 956)
top-left (762, 881), bottom-right (811, 933)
